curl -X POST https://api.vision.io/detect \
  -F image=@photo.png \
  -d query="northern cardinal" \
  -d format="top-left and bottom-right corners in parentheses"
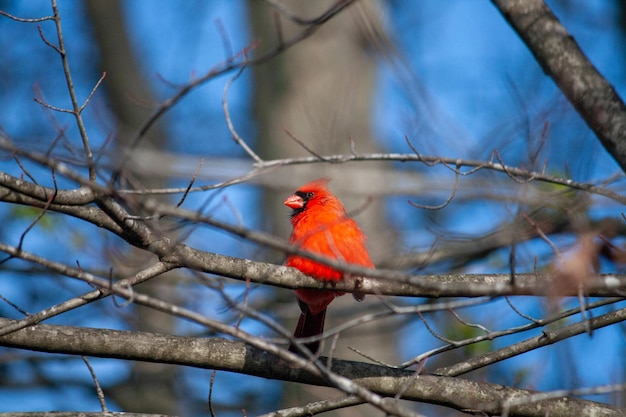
top-left (284, 178), bottom-right (374, 353)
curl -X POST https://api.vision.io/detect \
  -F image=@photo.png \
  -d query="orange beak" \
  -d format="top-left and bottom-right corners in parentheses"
top-left (284, 194), bottom-right (304, 209)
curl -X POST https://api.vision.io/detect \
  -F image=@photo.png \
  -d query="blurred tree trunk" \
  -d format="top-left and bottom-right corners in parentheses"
top-left (249, 1), bottom-right (399, 415)
top-left (84, 1), bottom-right (181, 415)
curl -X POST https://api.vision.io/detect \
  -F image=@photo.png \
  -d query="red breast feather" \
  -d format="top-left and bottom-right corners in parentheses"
top-left (285, 179), bottom-right (374, 313)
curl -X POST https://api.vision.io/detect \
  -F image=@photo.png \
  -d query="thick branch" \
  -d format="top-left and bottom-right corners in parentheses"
top-left (1, 241), bottom-right (625, 299)
top-left (491, 0), bottom-right (626, 172)
top-left (0, 185), bottom-right (122, 235)
top-left (0, 319), bottom-right (620, 417)
top-left (0, 172), bottom-right (95, 205)
top-left (140, 240), bottom-right (626, 298)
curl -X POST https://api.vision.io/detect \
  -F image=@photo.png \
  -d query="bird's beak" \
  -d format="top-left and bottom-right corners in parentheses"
top-left (284, 194), bottom-right (304, 209)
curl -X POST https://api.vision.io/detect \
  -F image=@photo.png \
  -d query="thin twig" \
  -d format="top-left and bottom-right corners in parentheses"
top-left (0, 251), bottom-right (176, 337)
top-left (94, 149), bottom-right (626, 207)
top-left (417, 311), bottom-right (457, 344)
top-left (33, 97), bottom-right (74, 113)
top-left (283, 127), bottom-right (330, 162)
top-left (0, 293), bottom-right (29, 316)
top-left (13, 155), bottom-right (39, 185)
top-left (408, 167), bottom-right (459, 210)
top-left (109, 0), bottom-right (353, 182)
top-left (214, 18), bottom-right (234, 64)
top-left (522, 212), bottom-right (562, 259)
top-left (404, 135), bottom-right (437, 167)
top-left (504, 296), bottom-right (541, 324)
top-left (50, 0), bottom-right (96, 181)
top-left (257, 396), bottom-right (366, 417)
top-left (79, 71), bottom-right (107, 113)
top-left (37, 24), bottom-right (62, 54)
top-left (14, 171), bottom-right (57, 253)
top-left (223, 66), bottom-right (263, 163)
top-left (402, 297), bottom-right (622, 368)
top-left (577, 284), bottom-right (592, 336)
top-left (208, 370), bottom-right (217, 417)
top-left (0, 10), bottom-right (54, 22)
top-left (81, 356), bottom-right (108, 412)
top-left (494, 149), bottom-right (535, 184)
top-left (347, 345), bottom-right (395, 368)
top-left (448, 309), bottom-right (490, 334)
top-left (176, 158), bottom-right (205, 208)
top-left (434, 304), bottom-right (626, 377)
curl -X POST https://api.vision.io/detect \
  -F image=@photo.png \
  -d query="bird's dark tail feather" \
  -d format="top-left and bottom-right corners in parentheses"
top-left (289, 306), bottom-right (326, 354)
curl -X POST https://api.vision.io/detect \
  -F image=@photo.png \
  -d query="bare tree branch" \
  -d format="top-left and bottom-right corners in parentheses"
top-left (0, 318), bottom-right (621, 417)
top-left (1, 237), bottom-right (626, 303)
top-left (49, 0), bottom-right (97, 181)
top-left (3, 137), bottom-right (624, 205)
top-left (434, 304), bottom-right (626, 377)
top-left (491, 0), bottom-right (626, 172)
top-left (402, 297), bottom-right (623, 368)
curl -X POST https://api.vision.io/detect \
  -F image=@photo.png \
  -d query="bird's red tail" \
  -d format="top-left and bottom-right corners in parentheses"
top-left (289, 306), bottom-right (326, 354)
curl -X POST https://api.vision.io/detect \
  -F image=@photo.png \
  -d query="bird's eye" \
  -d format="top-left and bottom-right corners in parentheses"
top-left (295, 191), bottom-right (314, 200)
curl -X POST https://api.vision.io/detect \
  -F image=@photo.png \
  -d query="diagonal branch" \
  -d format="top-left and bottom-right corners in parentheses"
top-left (433, 304), bottom-right (626, 377)
top-left (491, 0), bottom-right (626, 172)
top-left (0, 318), bottom-right (621, 417)
top-left (0, 249), bottom-right (176, 337)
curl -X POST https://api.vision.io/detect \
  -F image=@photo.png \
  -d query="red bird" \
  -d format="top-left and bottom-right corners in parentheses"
top-left (284, 178), bottom-right (374, 353)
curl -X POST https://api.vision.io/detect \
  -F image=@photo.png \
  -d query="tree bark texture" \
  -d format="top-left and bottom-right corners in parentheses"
top-left (492, 0), bottom-right (626, 172)
top-left (0, 318), bottom-right (622, 417)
